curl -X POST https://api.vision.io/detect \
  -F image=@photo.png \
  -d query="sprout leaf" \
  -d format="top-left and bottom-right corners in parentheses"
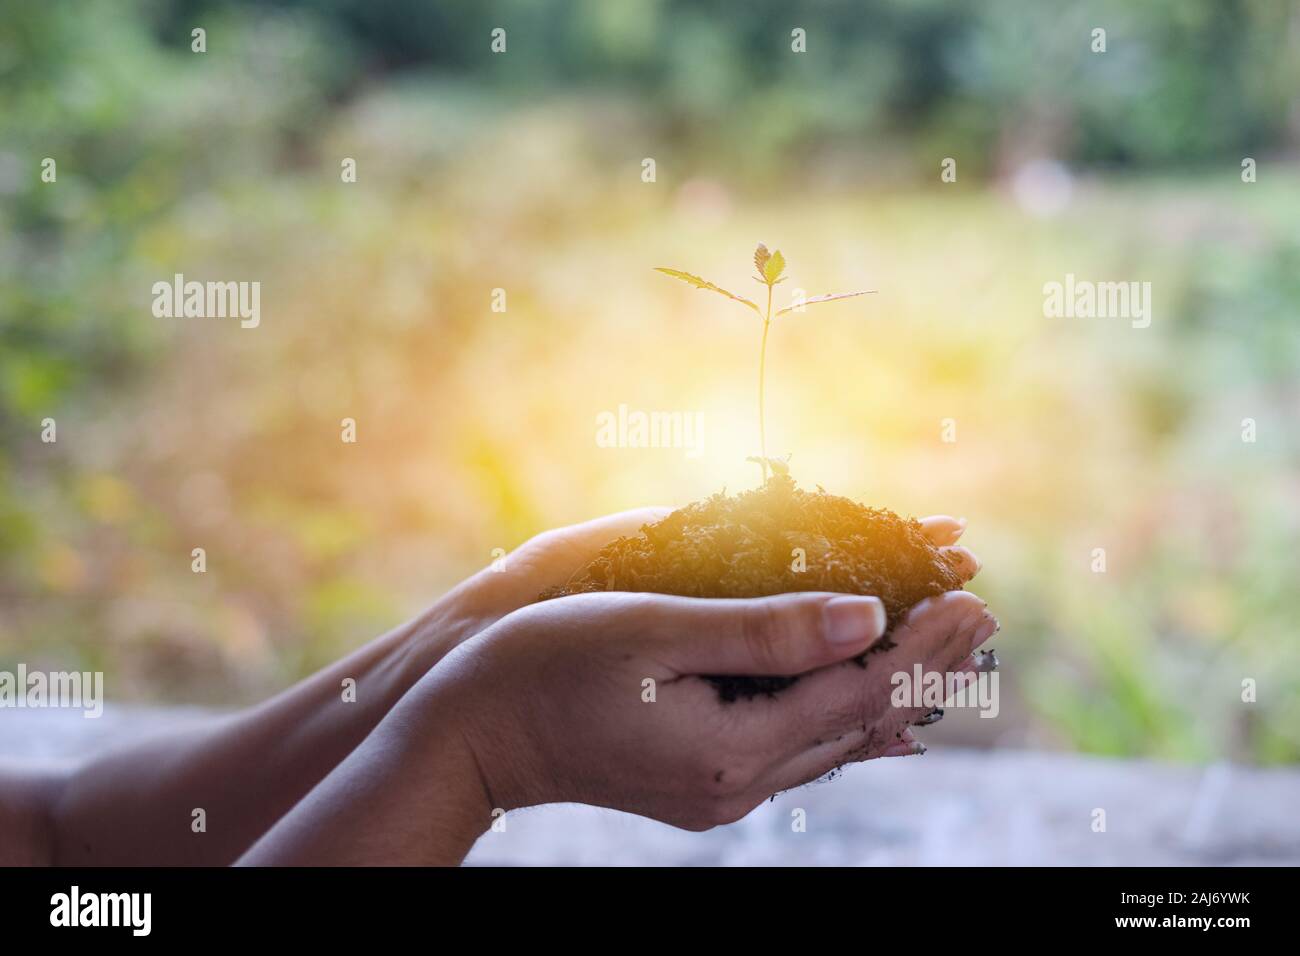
top-left (776, 289), bottom-right (875, 316)
top-left (654, 267), bottom-right (761, 315)
top-left (762, 249), bottom-right (786, 285)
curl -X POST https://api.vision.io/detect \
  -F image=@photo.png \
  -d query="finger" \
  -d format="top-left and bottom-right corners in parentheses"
top-left (770, 591), bottom-right (994, 751)
top-left (516, 506), bottom-right (673, 579)
top-left (880, 727), bottom-right (928, 758)
top-left (753, 594), bottom-right (997, 792)
top-left (644, 592), bottom-right (888, 677)
top-left (756, 597), bottom-right (991, 793)
top-left (757, 721), bottom-right (924, 805)
top-left (791, 724), bottom-right (925, 778)
top-left (919, 515), bottom-right (966, 547)
top-left (468, 507), bottom-right (673, 611)
top-left (761, 729), bottom-right (880, 794)
top-left (939, 544), bottom-right (981, 582)
top-left (674, 592), bottom-right (994, 805)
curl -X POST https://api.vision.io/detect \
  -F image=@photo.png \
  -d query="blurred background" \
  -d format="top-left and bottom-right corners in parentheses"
top-left (2, 0), bottom-right (1298, 773)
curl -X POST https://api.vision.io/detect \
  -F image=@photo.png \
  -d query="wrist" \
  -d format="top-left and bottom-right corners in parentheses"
top-left (243, 669), bottom-right (498, 866)
top-left (393, 663), bottom-right (500, 862)
top-left (394, 572), bottom-right (504, 689)
top-left (413, 727), bottom-right (495, 864)
top-left (434, 655), bottom-right (557, 818)
top-left (393, 601), bottom-right (473, 691)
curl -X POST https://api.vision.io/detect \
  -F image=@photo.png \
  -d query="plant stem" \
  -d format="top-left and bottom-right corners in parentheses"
top-left (758, 283), bottom-right (773, 482)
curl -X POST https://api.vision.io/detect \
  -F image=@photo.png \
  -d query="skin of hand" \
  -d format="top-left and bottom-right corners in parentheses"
top-left (10, 508), bottom-right (980, 865)
top-left (401, 507), bottom-right (680, 674)
top-left (15, 508), bottom-right (672, 866)
top-left (240, 518), bottom-right (991, 864)
top-left (461, 592), bottom-right (995, 829)
top-left (412, 509), bottom-right (980, 672)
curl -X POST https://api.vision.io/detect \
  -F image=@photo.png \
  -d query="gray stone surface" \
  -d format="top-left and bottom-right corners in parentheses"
top-left (3, 706), bottom-right (1297, 865)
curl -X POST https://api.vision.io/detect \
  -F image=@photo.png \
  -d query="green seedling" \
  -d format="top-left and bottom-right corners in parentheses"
top-left (656, 244), bottom-right (874, 481)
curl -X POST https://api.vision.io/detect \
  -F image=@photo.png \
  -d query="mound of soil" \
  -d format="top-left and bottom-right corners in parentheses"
top-left (540, 475), bottom-right (964, 701)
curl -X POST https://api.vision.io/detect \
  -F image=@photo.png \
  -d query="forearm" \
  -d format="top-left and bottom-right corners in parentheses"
top-left (237, 666), bottom-right (491, 866)
top-left (0, 762), bottom-right (63, 865)
top-left (45, 601), bottom-right (463, 866)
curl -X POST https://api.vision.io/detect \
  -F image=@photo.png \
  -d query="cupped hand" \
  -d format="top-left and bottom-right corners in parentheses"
top-left (414, 508), bottom-right (981, 669)
top-left (236, 511), bottom-right (993, 864)
top-left (436, 582), bottom-right (997, 833)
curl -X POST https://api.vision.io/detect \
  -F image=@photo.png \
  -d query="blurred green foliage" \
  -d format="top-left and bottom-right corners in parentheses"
top-left (1, 1), bottom-right (1298, 761)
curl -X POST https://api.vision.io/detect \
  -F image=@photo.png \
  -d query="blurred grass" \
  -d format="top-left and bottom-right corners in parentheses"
top-left (1, 1), bottom-right (1298, 762)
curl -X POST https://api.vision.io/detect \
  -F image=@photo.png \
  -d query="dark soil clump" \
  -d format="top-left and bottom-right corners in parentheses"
top-left (540, 476), bottom-right (964, 701)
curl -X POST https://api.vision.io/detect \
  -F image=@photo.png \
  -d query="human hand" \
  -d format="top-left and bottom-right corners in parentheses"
top-left (409, 509), bottom-right (981, 673)
top-left (233, 512), bottom-right (991, 864)
top-left (400, 507), bottom-right (671, 675)
top-left (434, 582), bottom-right (997, 832)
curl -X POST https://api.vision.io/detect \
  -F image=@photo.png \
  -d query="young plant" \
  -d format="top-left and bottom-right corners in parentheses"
top-left (655, 244), bottom-right (874, 481)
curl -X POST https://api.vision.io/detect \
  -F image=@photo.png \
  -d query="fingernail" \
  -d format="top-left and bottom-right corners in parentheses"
top-left (973, 648), bottom-right (999, 672)
top-left (883, 740), bottom-right (928, 758)
top-left (823, 596), bottom-right (887, 646)
top-left (914, 708), bottom-right (944, 726)
top-left (969, 613), bottom-right (998, 651)
top-left (936, 518), bottom-right (965, 546)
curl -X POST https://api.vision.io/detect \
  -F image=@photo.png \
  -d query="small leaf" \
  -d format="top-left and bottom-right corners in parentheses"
top-left (654, 267), bottom-right (761, 315)
top-left (776, 289), bottom-right (875, 316)
top-left (753, 243), bottom-right (771, 274)
top-left (762, 249), bottom-right (786, 285)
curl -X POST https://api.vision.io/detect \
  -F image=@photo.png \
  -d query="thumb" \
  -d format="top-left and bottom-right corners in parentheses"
top-left (644, 592), bottom-right (887, 677)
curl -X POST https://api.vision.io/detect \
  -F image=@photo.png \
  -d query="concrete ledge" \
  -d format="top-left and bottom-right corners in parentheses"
top-left (4, 706), bottom-right (1297, 865)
